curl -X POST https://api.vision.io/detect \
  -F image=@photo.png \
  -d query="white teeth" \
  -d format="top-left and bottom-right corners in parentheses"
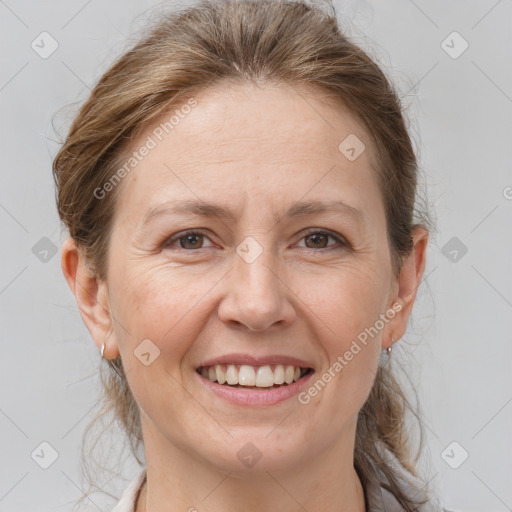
top-left (284, 365), bottom-right (294, 384)
top-left (238, 365), bottom-right (256, 386)
top-left (273, 364), bottom-right (285, 384)
top-left (215, 364), bottom-right (226, 385)
top-left (255, 365), bottom-right (274, 387)
top-left (226, 364), bottom-right (238, 385)
top-left (200, 363), bottom-right (308, 388)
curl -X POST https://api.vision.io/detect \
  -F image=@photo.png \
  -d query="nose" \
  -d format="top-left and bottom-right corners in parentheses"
top-left (217, 246), bottom-right (296, 332)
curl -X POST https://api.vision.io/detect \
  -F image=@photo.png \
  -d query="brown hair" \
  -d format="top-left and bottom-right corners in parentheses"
top-left (52, 1), bottom-right (435, 510)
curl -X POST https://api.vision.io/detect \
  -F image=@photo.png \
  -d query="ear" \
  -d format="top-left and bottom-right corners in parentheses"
top-left (61, 237), bottom-right (119, 359)
top-left (383, 226), bottom-right (429, 349)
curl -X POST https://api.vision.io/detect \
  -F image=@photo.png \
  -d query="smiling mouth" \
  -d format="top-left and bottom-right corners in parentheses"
top-left (197, 364), bottom-right (314, 389)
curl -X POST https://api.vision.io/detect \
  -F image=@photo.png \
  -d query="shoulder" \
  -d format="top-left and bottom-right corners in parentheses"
top-left (111, 468), bottom-right (147, 512)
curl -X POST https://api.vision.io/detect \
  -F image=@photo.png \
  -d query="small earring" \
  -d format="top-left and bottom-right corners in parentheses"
top-left (383, 336), bottom-right (394, 354)
top-left (101, 342), bottom-right (106, 359)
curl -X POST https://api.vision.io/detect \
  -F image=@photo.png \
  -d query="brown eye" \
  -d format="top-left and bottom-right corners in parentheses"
top-left (305, 232), bottom-right (329, 249)
top-left (298, 230), bottom-right (347, 250)
top-left (179, 233), bottom-right (204, 249)
top-left (164, 230), bottom-right (214, 250)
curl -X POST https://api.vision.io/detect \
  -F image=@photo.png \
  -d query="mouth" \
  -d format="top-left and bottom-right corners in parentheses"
top-left (196, 364), bottom-right (314, 390)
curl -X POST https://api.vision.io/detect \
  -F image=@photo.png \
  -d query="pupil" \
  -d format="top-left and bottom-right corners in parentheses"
top-left (182, 234), bottom-right (201, 249)
top-left (307, 233), bottom-right (327, 248)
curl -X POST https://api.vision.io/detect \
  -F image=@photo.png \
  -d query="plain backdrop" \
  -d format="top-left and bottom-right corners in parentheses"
top-left (0, 1), bottom-right (511, 511)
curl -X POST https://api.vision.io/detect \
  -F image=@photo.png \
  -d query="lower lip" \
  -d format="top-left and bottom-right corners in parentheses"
top-left (196, 370), bottom-right (315, 406)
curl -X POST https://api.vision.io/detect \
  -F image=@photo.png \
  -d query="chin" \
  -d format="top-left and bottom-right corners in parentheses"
top-left (195, 433), bottom-right (310, 475)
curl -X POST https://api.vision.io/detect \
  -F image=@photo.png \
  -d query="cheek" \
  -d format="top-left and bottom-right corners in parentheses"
top-left (297, 262), bottom-right (388, 346)
top-left (295, 262), bottom-right (385, 405)
top-left (110, 263), bottom-right (212, 364)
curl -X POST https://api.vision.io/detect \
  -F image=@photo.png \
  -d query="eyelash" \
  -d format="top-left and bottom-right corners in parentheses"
top-left (162, 229), bottom-right (348, 252)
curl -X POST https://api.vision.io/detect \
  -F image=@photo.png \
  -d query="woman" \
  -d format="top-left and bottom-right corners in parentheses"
top-left (53, 1), bottom-right (444, 510)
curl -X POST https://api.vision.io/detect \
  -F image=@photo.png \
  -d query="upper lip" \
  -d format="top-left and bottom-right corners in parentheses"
top-left (197, 353), bottom-right (315, 370)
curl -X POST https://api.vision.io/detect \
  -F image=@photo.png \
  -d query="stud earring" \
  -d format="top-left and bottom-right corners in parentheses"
top-left (382, 336), bottom-right (394, 354)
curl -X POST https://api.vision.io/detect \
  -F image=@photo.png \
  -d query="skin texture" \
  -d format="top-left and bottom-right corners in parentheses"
top-left (61, 82), bottom-right (428, 512)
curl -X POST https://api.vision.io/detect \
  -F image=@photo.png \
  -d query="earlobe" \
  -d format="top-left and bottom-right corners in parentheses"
top-left (385, 227), bottom-right (429, 348)
top-left (61, 237), bottom-right (120, 358)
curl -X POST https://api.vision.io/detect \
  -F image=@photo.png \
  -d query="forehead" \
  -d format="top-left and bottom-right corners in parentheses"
top-left (112, 81), bottom-right (384, 227)
top-left (155, 81), bottom-right (378, 164)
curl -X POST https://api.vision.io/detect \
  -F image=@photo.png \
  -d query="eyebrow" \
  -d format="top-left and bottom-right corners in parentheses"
top-left (142, 199), bottom-right (365, 226)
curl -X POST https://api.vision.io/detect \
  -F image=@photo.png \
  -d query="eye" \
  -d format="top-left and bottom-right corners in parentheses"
top-left (297, 229), bottom-right (347, 250)
top-left (162, 229), bottom-right (348, 252)
top-left (163, 230), bottom-right (215, 250)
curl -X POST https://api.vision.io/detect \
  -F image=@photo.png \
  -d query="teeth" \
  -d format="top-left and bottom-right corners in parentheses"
top-left (273, 364), bottom-right (285, 384)
top-left (226, 364), bottom-right (238, 385)
top-left (285, 365), bottom-right (294, 384)
top-left (239, 365), bottom-right (256, 386)
top-left (199, 364), bottom-right (309, 388)
top-left (215, 364), bottom-right (226, 384)
top-left (255, 365), bottom-right (274, 387)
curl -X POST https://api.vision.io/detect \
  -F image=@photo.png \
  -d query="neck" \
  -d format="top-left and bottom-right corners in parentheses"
top-left (136, 468), bottom-right (365, 512)
top-left (136, 420), bottom-right (366, 512)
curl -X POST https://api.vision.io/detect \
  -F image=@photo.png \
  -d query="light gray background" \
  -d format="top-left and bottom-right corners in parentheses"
top-left (1, 1), bottom-right (511, 511)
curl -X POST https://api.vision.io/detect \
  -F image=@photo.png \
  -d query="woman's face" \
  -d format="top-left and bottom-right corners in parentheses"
top-left (70, 82), bottom-right (425, 475)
